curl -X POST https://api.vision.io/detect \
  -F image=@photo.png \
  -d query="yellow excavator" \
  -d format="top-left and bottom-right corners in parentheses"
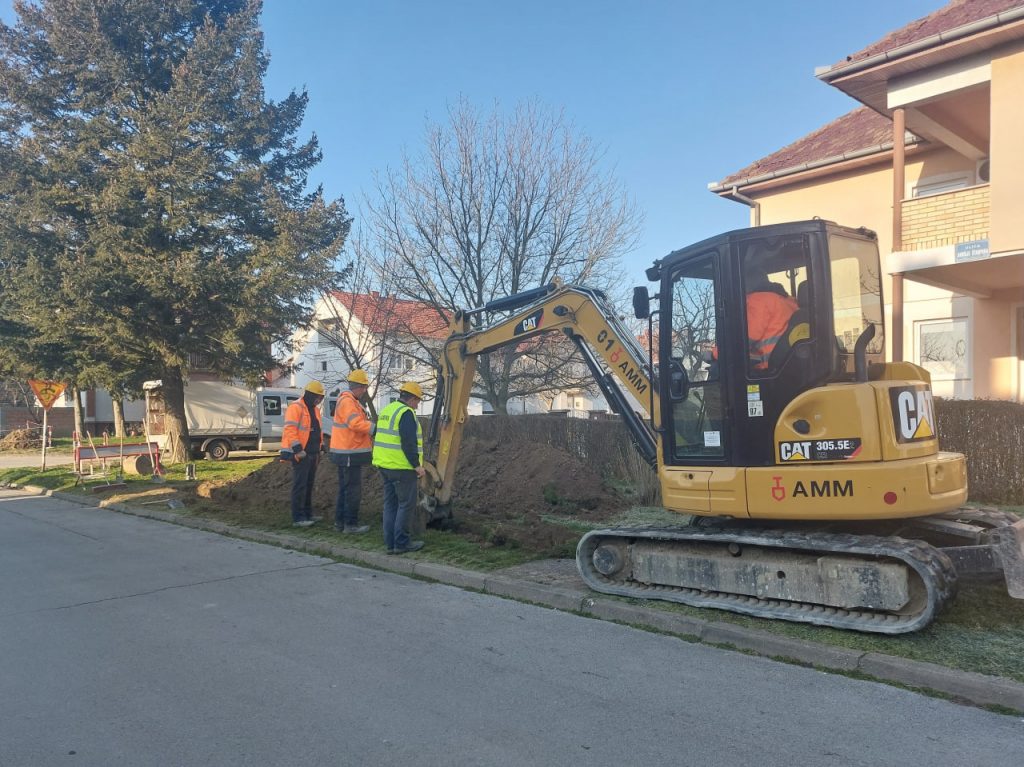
top-left (420, 220), bottom-right (1024, 634)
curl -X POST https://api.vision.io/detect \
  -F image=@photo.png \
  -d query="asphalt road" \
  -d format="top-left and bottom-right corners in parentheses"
top-left (1, 490), bottom-right (1021, 767)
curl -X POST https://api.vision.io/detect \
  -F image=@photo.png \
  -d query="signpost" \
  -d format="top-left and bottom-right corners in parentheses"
top-left (28, 379), bottom-right (66, 471)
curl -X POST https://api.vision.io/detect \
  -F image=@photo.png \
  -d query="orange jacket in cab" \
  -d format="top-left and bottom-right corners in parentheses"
top-left (747, 291), bottom-right (798, 370)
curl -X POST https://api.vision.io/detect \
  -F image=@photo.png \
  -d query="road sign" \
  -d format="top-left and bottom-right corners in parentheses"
top-left (28, 379), bottom-right (66, 410)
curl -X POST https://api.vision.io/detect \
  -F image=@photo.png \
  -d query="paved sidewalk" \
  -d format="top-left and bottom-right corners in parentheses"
top-left (13, 482), bottom-right (1024, 714)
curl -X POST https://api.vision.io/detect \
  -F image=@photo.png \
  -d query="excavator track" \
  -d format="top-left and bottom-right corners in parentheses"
top-left (576, 526), bottom-right (959, 634)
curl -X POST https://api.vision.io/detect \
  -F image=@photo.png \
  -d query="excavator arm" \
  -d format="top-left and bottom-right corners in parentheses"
top-left (421, 281), bottom-right (658, 522)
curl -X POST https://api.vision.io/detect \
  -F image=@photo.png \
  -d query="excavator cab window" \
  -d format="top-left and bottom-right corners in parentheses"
top-left (668, 254), bottom-right (725, 459)
top-left (739, 235), bottom-right (812, 377)
top-left (828, 233), bottom-right (885, 380)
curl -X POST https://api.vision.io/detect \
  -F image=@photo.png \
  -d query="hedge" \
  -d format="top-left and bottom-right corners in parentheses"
top-left (460, 398), bottom-right (1024, 506)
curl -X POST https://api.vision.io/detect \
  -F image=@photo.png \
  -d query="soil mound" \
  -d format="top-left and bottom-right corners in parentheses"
top-left (0, 428), bottom-right (41, 451)
top-left (198, 437), bottom-right (625, 554)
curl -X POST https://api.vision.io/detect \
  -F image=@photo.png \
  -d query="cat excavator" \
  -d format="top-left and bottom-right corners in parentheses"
top-left (420, 219), bottom-right (1024, 634)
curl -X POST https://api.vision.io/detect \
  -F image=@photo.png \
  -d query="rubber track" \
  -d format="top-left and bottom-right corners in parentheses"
top-left (576, 526), bottom-right (959, 634)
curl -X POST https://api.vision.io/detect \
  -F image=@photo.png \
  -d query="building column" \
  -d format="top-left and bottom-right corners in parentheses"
top-left (891, 273), bottom-right (904, 362)
top-left (892, 107), bottom-right (905, 251)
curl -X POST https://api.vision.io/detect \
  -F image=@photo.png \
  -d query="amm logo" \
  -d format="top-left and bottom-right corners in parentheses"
top-left (889, 386), bottom-right (936, 443)
top-left (792, 480), bottom-right (854, 498)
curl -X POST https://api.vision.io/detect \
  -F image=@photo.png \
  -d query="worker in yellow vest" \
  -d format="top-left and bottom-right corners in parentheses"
top-left (371, 381), bottom-right (425, 554)
top-left (282, 381), bottom-right (325, 527)
top-left (329, 369), bottom-right (373, 534)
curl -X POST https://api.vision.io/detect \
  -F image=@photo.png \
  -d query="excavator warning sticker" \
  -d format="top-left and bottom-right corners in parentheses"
top-left (779, 438), bottom-right (862, 462)
top-left (889, 385), bottom-right (936, 443)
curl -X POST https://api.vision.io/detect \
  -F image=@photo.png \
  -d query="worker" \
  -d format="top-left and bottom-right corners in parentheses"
top-left (746, 270), bottom-right (798, 371)
top-left (329, 370), bottom-right (373, 534)
top-left (282, 380), bottom-right (325, 527)
top-left (371, 381), bottom-right (426, 555)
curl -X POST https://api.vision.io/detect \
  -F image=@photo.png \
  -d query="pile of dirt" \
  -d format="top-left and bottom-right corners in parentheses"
top-left (0, 429), bottom-right (41, 451)
top-left (195, 437), bottom-right (626, 555)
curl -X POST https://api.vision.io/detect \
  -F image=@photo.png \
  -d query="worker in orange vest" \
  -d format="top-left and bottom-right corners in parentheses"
top-left (329, 369), bottom-right (374, 534)
top-left (746, 271), bottom-right (798, 371)
top-left (282, 381), bottom-right (325, 527)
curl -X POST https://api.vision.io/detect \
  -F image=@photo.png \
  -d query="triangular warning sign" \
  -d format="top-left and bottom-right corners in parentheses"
top-left (28, 379), bottom-right (66, 410)
top-left (912, 416), bottom-right (934, 440)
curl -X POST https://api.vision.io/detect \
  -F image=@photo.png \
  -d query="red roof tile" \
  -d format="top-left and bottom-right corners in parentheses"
top-left (330, 291), bottom-right (451, 340)
top-left (714, 107), bottom-right (898, 189)
top-left (837, 0), bottom-right (1023, 67)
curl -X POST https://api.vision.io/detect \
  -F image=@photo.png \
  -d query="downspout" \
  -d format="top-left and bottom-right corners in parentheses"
top-left (730, 186), bottom-right (761, 226)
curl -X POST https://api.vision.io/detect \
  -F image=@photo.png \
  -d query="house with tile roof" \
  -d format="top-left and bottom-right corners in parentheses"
top-left (278, 290), bottom-right (609, 419)
top-left (709, 0), bottom-right (1024, 402)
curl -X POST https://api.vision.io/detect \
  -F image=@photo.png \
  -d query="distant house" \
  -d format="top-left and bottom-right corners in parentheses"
top-left (708, 0), bottom-right (1024, 401)
top-left (278, 291), bottom-right (610, 418)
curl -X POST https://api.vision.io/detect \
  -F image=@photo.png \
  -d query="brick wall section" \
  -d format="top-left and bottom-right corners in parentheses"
top-left (900, 185), bottom-right (990, 251)
top-left (0, 407), bottom-right (76, 436)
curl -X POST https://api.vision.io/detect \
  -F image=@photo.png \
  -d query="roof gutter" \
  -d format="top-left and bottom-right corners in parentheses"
top-left (707, 134), bottom-right (922, 195)
top-left (816, 6), bottom-right (1024, 82)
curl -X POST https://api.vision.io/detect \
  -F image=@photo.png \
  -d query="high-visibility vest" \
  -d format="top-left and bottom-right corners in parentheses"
top-left (371, 400), bottom-right (422, 470)
top-left (282, 399), bottom-right (320, 454)
top-left (746, 291), bottom-right (799, 370)
top-left (329, 390), bottom-right (372, 461)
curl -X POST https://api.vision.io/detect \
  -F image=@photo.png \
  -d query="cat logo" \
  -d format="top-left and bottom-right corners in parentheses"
top-left (889, 385), bottom-right (936, 443)
top-left (514, 309), bottom-right (544, 336)
top-left (779, 441), bottom-right (811, 461)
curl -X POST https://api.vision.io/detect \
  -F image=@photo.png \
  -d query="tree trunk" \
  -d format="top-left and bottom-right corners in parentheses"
top-left (160, 371), bottom-right (190, 464)
top-left (71, 386), bottom-right (86, 443)
top-left (112, 397), bottom-right (125, 438)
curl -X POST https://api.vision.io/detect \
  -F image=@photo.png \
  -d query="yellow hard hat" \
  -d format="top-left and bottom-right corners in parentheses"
top-left (347, 369), bottom-right (370, 386)
top-left (304, 380), bottom-right (325, 396)
top-left (399, 381), bottom-right (424, 399)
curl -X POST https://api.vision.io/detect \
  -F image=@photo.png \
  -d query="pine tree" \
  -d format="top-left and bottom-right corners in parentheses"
top-left (0, 1), bottom-right (350, 461)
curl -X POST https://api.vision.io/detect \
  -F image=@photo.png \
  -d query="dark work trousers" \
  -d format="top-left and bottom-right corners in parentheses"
top-left (334, 464), bottom-right (364, 528)
top-left (290, 452), bottom-right (319, 522)
top-left (379, 467), bottom-right (417, 551)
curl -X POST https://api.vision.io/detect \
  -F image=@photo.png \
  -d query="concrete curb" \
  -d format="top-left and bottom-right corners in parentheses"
top-left (17, 483), bottom-right (1024, 714)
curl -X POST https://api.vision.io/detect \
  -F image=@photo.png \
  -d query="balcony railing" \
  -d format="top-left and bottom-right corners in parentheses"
top-left (899, 184), bottom-right (989, 251)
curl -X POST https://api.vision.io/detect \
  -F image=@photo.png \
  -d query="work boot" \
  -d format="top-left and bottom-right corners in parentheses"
top-left (342, 525), bottom-right (370, 534)
top-left (393, 540), bottom-right (424, 554)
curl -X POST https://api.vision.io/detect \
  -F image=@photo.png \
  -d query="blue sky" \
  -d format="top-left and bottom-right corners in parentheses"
top-left (2, 0), bottom-right (943, 282)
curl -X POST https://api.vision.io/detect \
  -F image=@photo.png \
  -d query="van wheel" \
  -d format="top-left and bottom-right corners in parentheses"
top-left (206, 440), bottom-right (231, 461)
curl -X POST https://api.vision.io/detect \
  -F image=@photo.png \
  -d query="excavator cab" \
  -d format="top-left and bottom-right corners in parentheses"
top-left (650, 220), bottom-right (885, 470)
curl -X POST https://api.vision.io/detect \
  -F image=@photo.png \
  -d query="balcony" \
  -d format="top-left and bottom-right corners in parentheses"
top-left (899, 184), bottom-right (989, 252)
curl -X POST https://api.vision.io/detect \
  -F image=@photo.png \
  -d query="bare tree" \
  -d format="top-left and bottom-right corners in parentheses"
top-left (314, 231), bottom-right (449, 416)
top-left (364, 99), bottom-right (641, 413)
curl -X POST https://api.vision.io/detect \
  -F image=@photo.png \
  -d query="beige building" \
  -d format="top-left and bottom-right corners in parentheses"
top-left (709, 0), bottom-right (1024, 401)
